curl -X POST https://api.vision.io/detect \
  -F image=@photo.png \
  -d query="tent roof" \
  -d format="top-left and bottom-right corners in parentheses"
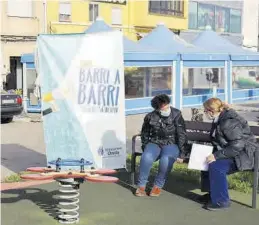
top-left (84, 17), bottom-right (113, 34)
top-left (139, 24), bottom-right (204, 53)
top-left (84, 18), bottom-right (178, 63)
top-left (192, 30), bottom-right (259, 60)
top-left (138, 23), bottom-right (230, 61)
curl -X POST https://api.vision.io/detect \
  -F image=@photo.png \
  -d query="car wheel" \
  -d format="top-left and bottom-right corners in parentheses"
top-left (1, 117), bottom-right (13, 124)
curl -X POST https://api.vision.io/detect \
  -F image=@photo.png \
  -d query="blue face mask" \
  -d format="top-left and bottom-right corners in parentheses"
top-left (160, 107), bottom-right (171, 117)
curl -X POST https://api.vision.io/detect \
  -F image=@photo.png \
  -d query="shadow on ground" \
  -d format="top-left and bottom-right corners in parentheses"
top-left (1, 188), bottom-right (60, 220)
top-left (116, 169), bottom-right (256, 209)
top-left (116, 170), bottom-right (203, 203)
top-left (1, 144), bottom-right (47, 174)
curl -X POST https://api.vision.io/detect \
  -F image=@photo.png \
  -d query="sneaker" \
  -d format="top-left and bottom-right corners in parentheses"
top-left (135, 187), bottom-right (147, 197)
top-left (149, 186), bottom-right (161, 197)
top-left (205, 202), bottom-right (231, 211)
top-left (198, 193), bottom-right (211, 203)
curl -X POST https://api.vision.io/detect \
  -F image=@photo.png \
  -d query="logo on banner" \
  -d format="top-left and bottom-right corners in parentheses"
top-left (98, 146), bottom-right (104, 156)
top-left (77, 65), bottom-right (121, 114)
top-left (97, 146), bottom-right (122, 158)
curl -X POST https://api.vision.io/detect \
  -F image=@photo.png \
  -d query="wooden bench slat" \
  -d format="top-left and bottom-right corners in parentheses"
top-left (250, 126), bottom-right (259, 136)
top-left (185, 121), bottom-right (211, 131)
top-left (187, 133), bottom-right (211, 142)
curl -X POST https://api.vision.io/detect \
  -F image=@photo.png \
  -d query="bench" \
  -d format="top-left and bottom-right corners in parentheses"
top-left (130, 121), bottom-right (259, 209)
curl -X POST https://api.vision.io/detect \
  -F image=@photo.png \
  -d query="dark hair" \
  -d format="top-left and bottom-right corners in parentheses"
top-left (151, 94), bottom-right (170, 110)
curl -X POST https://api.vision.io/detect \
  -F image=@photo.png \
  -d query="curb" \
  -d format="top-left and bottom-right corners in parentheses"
top-left (1, 180), bottom-right (54, 191)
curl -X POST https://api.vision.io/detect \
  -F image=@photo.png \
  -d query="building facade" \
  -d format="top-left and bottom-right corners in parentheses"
top-left (242, 0), bottom-right (259, 51)
top-left (1, 0), bottom-right (189, 91)
top-left (182, 0), bottom-right (259, 51)
top-left (1, 0), bottom-right (44, 90)
top-left (47, 0), bottom-right (188, 40)
top-left (181, 0), bottom-right (244, 45)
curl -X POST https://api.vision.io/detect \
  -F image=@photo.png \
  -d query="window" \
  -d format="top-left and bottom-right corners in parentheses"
top-left (124, 67), bottom-right (172, 98)
top-left (183, 67), bottom-right (225, 96)
top-left (230, 9), bottom-right (242, 33)
top-left (198, 3), bottom-right (215, 30)
top-left (89, 3), bottom-right (99, 22)
top-left (232, 66), bottom-right (259, 89)
top-left (188, 1), bottom-right (198, 29)
top-left (150, 67), bottom-right (172, 96)
top-left (26, 69), bottom-right (37, 98)
top-left (59, 2), bottom-right (71, 22)
top-left (111, 8), bottom-right (122, 25)
top-left (7, 0), bottom-right (32, 18)
top-left (215, 6), bottom-right (230, 32)
top-left (188, 2), bottom-right (242, 34)
top-left (149, 0), bottom-right (184, 17)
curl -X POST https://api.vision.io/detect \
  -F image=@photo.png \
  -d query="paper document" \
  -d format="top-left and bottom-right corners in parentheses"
top-left (188, 144), bottom-right (213, 171)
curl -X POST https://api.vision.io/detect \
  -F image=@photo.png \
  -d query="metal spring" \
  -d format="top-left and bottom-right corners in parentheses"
top-left (57, 179), bottom-right (80, 224)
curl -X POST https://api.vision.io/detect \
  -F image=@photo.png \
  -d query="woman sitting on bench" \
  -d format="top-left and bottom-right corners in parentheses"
top-left (201, 98), bottom-right (258, 210)
top-left (135, 94), bottom-right (188, 197)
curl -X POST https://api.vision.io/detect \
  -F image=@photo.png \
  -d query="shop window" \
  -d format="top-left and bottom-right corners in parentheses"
top-left (215, 6), bottom-right (230, 32)
top-left (230, 9), bottom-right (242, 33)
top-left (188, 1), bottom-right (198, 29)
top-left (198, 3), bottom-right (215, 30)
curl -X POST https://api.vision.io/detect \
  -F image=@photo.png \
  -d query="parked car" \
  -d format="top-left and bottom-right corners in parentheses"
top-left (1, 90), bottom-right (23, 123)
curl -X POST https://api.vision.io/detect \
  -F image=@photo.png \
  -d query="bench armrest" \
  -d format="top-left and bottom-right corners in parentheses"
top-left (255, 150), bottom-right (259, 172)
top-left (132, 134), bottom-right (141, 155)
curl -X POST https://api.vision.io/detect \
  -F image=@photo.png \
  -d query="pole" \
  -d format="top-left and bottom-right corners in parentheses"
top-left (22, 63), bottom-right (28, 113)
top-left (43, 0), bottom-right (47, 33)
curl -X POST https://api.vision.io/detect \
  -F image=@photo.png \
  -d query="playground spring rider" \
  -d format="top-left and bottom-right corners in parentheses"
top-left (21, 158), bottom-right (119, 224)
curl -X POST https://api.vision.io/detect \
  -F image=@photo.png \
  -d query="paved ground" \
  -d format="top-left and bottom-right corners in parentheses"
top-left (1, 121), bottom-right (47, 179)
top-left (1, 174), bottom-right (259, 225)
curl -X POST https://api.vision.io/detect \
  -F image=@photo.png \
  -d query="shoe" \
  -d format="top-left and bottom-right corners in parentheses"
top-left (149, 186), bottom-right (161, 197)
top-left (135, 187), bottom-right (147, 197)
top-left (205, 202), bottom-right (231, 211)
top-left (198, 193), bottom-right (211, 203)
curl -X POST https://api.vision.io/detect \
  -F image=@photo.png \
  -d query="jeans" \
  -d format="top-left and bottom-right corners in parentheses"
top-left (137, 143), bottom-right (179, 188)
top-left (201, 159), bottom-right (237, 204)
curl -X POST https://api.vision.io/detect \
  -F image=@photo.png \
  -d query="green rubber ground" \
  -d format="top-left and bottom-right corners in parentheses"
top-left (1, 173), bottom-right (258, 225)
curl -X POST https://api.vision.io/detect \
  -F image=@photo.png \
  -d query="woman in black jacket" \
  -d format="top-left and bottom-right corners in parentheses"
top-left (135, 94), bottom-right (188, 197)
top-left (201, 98), bottom-right (258, 210)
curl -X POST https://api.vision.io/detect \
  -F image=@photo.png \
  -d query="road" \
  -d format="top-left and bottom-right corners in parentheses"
top-left (1, 104), bottom-right (258, 180)
top-left (1, 121), bottom-right (46, 180)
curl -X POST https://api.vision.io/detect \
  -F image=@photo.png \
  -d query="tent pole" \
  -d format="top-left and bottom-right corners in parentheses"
top-left (172, 61), bottom-right (176, 107)
top-left (227, 60), bottom-right (233, 104)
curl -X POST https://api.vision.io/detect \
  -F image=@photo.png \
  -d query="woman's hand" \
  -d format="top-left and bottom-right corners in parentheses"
top-left (206, 154), bottom-right (216, 164)
top-left (176, 158), bottom-right (184, 163)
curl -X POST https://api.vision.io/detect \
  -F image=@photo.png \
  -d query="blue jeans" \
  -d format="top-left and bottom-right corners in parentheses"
top-left (137, 143), bottom-right (180, 188)
top-left (201, 159), bottom-right (237, 205)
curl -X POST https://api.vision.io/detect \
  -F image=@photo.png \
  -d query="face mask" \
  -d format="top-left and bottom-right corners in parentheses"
top-left (160, 107), bottom-right (171, 117)
top-left (205, 112), bottom-right (215, 120)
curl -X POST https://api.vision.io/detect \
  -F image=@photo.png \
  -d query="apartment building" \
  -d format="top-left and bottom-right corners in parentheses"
top-left (1, 0), bottom-right (189, 90)
top-left (0, 0), bottom-right (44, 90)
top-left (46, 0), bottom-right (188, 40)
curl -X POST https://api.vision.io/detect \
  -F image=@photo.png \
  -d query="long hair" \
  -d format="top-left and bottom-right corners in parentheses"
top-left (203, 98), bottom-right (230, 113)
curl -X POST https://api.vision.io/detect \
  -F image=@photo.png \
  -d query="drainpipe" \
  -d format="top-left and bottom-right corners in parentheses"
top-left (43, 0), bottom-right (47, 33)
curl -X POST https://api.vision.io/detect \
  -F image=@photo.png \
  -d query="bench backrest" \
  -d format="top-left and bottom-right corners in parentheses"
top-left (185, 121), bottom-right (259, 142)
